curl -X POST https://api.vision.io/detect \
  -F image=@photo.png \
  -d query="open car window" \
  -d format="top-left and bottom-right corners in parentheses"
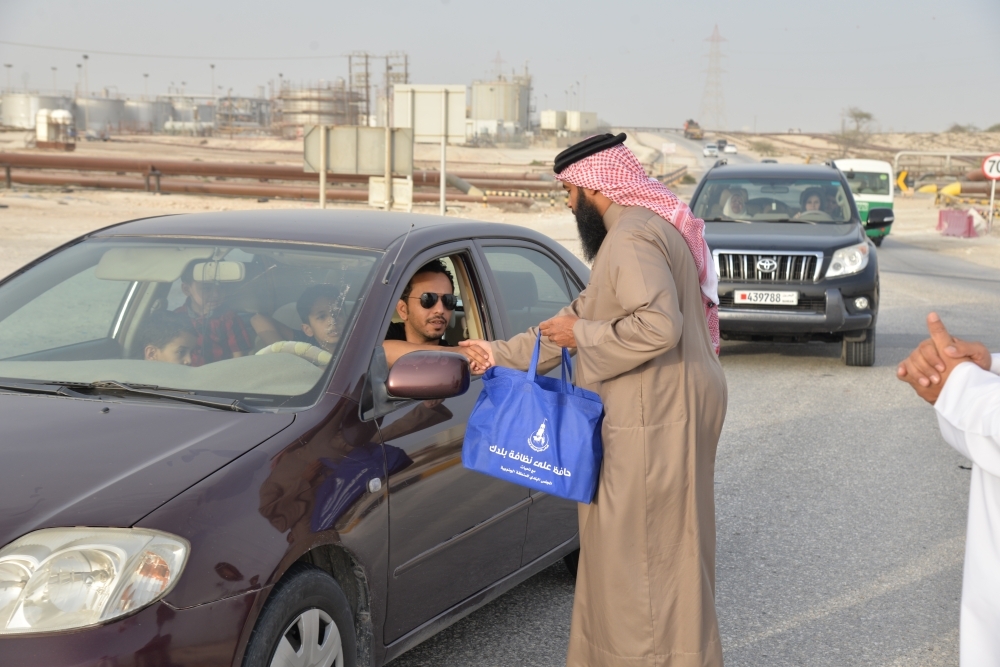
top-left (0, 238), bottom-right (381, 411)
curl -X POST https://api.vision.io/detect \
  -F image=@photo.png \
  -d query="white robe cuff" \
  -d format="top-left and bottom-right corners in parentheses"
top-left (991, 353), bottom-right (1000, 375)
top-left (935, 361), bottom-right (1000, 478)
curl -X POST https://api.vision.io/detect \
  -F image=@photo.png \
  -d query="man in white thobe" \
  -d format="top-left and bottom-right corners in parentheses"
top-left (898, 312), bottom-right (1000, 665)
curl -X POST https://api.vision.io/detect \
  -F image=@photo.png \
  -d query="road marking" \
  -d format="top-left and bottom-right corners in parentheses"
top-left (730, 534), bottom-right (963, 649)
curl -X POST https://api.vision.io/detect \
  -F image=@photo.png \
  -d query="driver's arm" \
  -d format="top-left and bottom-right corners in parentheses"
top-left (382, 340), bottom-right (490, 374)
top-left (250, 313), bottom-right (298, 346)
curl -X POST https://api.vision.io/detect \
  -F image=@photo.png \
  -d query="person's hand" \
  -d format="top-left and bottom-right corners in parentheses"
top-left (456, 340), bottom-right (492, 375)
top-left (897, 312), bottom-right (990, 404)
top-left (539, 315), bottom-right (579, 348)
top-left (459, 339), bottom-right (494, 370)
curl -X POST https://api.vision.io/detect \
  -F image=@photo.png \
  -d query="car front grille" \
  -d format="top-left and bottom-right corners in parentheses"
top-left (718, 292), bottom-right (827, 313)
top-left (714, 252), bottom-right (822, 283)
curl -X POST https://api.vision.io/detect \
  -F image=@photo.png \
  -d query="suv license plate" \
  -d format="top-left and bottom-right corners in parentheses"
top-left (734, 290), bottom-right (799, 305)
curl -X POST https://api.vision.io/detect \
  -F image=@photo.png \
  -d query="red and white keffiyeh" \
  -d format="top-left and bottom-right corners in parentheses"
top-left (557, 142), bottom-right (720, 353)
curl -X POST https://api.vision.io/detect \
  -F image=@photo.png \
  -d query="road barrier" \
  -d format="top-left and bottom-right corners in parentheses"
top-left (937, 209), bottom-right (978, 238)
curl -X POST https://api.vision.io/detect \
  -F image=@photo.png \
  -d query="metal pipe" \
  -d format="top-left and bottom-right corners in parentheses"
top-left (892, 151), bottom-right (992, 174)
top-left (7, 171), bottom-right (536, 205)
top-left (440, 89), bottom-right (447, 216)
top-left (384, 123), bottom-right (392, 210)
top-left (319, 124), bottom-right (327, 209)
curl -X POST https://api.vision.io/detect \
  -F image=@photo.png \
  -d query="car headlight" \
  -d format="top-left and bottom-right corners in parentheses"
top-left (825, 242), bottom-right (870, 278)
top-left (0, 527), bottom-right (188, 635)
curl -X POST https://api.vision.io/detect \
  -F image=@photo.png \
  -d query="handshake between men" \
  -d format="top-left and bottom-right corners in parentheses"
top-left (459, 314), bottom-right (580, 374)
top-left (896, 312), bottom-right (992, 403)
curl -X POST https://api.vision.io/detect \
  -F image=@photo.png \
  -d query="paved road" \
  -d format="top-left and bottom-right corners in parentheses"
top-left (388, 235), bottom-right (1000, 666)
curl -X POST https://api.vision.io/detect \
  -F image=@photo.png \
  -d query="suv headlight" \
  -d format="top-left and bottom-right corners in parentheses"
top-left (0, 527), bottom-right (188, 635)
top-left (825, 242), bottom-right (870, 278)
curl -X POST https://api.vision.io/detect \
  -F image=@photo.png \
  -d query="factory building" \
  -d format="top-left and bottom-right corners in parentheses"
top-left (468, 73), bottom-right (531, 140)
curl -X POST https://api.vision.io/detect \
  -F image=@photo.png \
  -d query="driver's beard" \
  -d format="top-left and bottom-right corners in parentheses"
top-left (574, 190), bottom-right (608, 263)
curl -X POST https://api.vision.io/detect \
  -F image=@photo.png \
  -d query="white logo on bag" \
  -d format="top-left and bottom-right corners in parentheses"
top-left (528, 420), bottom-right (550, 452)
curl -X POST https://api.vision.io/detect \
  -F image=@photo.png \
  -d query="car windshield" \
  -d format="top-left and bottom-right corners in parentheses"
top-left (843, 170), bottom-right (891, 196)
top-left (692, 177), bottom-right (852, 223)
top-left (0, 237), bottom-right (381, 410)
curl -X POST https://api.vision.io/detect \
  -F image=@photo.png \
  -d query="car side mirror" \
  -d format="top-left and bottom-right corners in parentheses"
top-left (867, 208), bottom-right (894, 229)
top-left (386, 350), bottom-right (470, 400)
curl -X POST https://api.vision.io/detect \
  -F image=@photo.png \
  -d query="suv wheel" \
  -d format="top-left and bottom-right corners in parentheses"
top-left (872, 236), bottom-right (884, 247)
top-left (243, 563), bottom-right (357, 667)
top-left (842, 327), bottom-right (876, 367)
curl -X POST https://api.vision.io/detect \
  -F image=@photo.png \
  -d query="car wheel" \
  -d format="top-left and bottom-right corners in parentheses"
top-left (842, 327), bottom-right (876, 367)
top-left (872, 235), bottom-right (884, 247)
top-left (243, 563), bottom-right (357, 667)
top-left (563, 549), bottom-right (580, 578)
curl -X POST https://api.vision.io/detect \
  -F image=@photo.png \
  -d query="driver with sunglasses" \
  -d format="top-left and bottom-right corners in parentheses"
top-left (383, 259), bottom-right (490, 373)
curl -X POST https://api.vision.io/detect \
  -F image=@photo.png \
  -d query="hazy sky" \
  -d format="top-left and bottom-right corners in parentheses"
top-left (2, 0), bottom-right (998, 133)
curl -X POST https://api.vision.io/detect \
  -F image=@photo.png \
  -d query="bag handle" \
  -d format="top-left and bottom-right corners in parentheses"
top-left (527, 332), bottom-right (574, 393)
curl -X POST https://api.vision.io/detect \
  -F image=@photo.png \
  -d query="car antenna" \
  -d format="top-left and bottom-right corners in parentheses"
top-left (382, 222), bottom-right (415, 285)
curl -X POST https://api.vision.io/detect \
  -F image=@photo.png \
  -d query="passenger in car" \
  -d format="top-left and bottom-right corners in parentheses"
top-left (722, 187), bottom-right (749, 218)
top-left (134, 310), bottom-right (197, 366)
top-left (382, 259), bottom-right (490, 373)
top-left (296, 283), bottom-right (350, 354)
top-left (174, 261), bottom-right (254, 366)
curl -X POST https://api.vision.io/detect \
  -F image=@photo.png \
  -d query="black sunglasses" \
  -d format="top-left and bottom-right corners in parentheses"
top-left (409, 292), bottom-right (458, 310)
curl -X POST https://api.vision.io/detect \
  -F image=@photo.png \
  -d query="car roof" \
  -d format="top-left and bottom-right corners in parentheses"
top-left (87, 209), bottom-right (548, 251)
top-left (704, 162), bottom-right (844, 180)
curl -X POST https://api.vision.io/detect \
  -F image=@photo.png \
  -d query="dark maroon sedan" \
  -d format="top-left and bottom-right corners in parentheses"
top-left (0, 210), bottom-right (588, 667)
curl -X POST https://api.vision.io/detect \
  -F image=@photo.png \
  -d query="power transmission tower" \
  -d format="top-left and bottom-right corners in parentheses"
top-left (698, 25), bottom-right (727, 131)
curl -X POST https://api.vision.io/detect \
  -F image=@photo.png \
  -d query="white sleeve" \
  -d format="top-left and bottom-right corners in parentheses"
top-left (935, 361), bottom-right (1000, 478)
top-left (991, 353), bottom-right (1000, 375)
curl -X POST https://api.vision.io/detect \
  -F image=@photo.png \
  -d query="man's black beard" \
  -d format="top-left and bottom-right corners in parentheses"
top-left (574, 190), bottom-right (608, 262)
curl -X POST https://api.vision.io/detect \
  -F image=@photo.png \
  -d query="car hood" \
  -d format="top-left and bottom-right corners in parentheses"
top-left (0, 393), bottom-right (294, 548)
top-left (705, 221), bottom-right (864, 253)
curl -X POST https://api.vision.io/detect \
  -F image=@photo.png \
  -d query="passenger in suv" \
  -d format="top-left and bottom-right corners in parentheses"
top-left (690, 162), bottom-right (893, 366)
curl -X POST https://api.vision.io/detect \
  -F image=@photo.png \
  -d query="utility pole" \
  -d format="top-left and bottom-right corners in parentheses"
top-left (210, 64), bottom-right (215, 102)
top-left (698, 25), bottom-right (727, 131)
top-left (440, 89), bottom-right (448, 216)
top-left (82, 54), bottom-right (90, 135)
top-left (51, 67), bottom-right (57, 93)
top-left (143, 73), bottom-right (148, 99)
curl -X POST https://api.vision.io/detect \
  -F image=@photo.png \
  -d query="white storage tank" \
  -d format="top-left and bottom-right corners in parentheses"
top-left (124, 100), bottom-right (172, 132)
top-left (470, 79), bottom-right (530, 132)
top-left (74, 98), bottom-right (125, 133)
top-left (1, 93), bottom-right (72, 129)
top-left (540, 110), bottom-right (566, 131)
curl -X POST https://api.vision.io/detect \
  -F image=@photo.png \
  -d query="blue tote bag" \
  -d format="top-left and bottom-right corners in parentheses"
top-left (462, 333), bottom-right (604, 503)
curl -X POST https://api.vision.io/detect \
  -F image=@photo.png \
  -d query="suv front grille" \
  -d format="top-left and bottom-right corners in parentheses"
top-left (714, 252), bottom-right (822, 283)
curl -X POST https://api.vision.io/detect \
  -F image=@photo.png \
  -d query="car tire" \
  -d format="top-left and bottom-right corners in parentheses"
top-left (843, 327), bottom-right (876, 367)
top-left (563, 549), bottom-right (580, 579)
top-left (243, 563), bottom-right (357, 667)
top-left (872, 235), bottom-right (884, 247)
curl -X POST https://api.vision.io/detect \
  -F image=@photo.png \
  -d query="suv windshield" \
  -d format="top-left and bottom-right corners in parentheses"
top-left (0, 238), bottom-right (380, 410)
top-left (693, 178), bottom-right (852, 223)
top-left (843, 170), bottom-right (891, 196)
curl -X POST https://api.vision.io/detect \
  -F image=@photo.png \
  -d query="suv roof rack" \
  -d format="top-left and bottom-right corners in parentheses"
top-left (712, 158), bottom-right (728, 168)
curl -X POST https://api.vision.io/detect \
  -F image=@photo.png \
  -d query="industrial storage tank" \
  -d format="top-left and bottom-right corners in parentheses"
top-left (123, 100), bottom-right (172, 132)
top-left (1, 93), bottom-right (72, 129)
top-left (470, 78), bottom-right (530, 133)
top-left (74, 98), bottom-right (126, 134)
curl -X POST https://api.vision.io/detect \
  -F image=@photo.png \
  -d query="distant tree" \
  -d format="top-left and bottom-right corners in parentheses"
top-left (835, 107), bottom-right (876, 157)
top-left (947, 123), bottom-right (979, 133)
top-left (846, 107), bottom-right (874, 134)
top-left (988, 123), bottom-right (1000, 133)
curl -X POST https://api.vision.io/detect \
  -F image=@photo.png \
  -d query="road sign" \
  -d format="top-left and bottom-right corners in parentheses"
top-left (896, 169), bottom-right (910, 194)
top-left (983, 154), bottom-right (1000, 232)
top-left (981, 154), bottom-right (1000, 180)
top-left (303, 126), bottom-right (413, 176)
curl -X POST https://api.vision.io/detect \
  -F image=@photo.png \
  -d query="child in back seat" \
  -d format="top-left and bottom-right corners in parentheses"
top-left (135, 310), bottom-right (198, 366)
